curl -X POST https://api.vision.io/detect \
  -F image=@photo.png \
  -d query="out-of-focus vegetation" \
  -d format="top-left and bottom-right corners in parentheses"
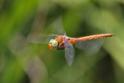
top-left (0, 0), bottom-right (124, 83)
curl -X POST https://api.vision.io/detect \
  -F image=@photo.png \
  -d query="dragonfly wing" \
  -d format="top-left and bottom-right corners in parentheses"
top-left (27, 34), bottom-right (57, 44)
top-left (75, 39), bottom-right (104, 55)
top-left (52, 17), bottom-right (65, 34)
top-left (45, 17), bottom-right (66, 35)
top-left (28, 17), bottom-right (65, 44)
top-left (64, 37), bottom-right (75, 66)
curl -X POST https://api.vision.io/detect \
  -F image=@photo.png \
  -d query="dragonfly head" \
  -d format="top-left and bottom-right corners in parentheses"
top-left (48, 39), bottom-right (58, 49)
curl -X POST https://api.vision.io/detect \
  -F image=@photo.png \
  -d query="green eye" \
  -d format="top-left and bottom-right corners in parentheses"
top-left (49, 39), bottom-right (58, 47)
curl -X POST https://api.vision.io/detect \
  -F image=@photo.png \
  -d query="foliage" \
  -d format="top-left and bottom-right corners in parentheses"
top-left (0, 0), bottom-right (124, 83)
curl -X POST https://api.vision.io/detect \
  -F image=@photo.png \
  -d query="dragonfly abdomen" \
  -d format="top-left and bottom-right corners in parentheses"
top-left (76, 33), bottom-right (112, 42)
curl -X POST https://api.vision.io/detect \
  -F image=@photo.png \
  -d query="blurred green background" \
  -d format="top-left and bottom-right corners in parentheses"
top-left (0, 0), bottom-right (124, 83)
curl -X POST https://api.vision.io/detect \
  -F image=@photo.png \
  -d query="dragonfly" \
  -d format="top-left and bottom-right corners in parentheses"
top-left (48, 33), bottom-right (112, 65)
top-left (28, 17), bottom-right (113, 66)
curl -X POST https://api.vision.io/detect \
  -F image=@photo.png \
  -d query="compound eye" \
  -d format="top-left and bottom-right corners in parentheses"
top-left (49, 39), bottom-right (58, 48)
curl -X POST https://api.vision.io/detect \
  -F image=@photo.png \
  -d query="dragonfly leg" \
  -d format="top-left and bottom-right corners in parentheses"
top-left (57, 42), bottom-right (65, 50)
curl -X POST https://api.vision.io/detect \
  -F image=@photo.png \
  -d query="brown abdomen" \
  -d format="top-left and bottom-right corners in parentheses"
top-left (76, 33), bottom-right (112, 42)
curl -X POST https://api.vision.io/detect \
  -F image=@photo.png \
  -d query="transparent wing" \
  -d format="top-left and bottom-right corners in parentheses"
top-left (64, 37), bottom-right (75, 66)
top-left (27, 34), bottom-right (57, 44)
top-left (52, 17), bottom-right (65, 34)
top-left (27, 17), bottom-right (65, 44)
top-left (75, 39), bottom-right (104, 55)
